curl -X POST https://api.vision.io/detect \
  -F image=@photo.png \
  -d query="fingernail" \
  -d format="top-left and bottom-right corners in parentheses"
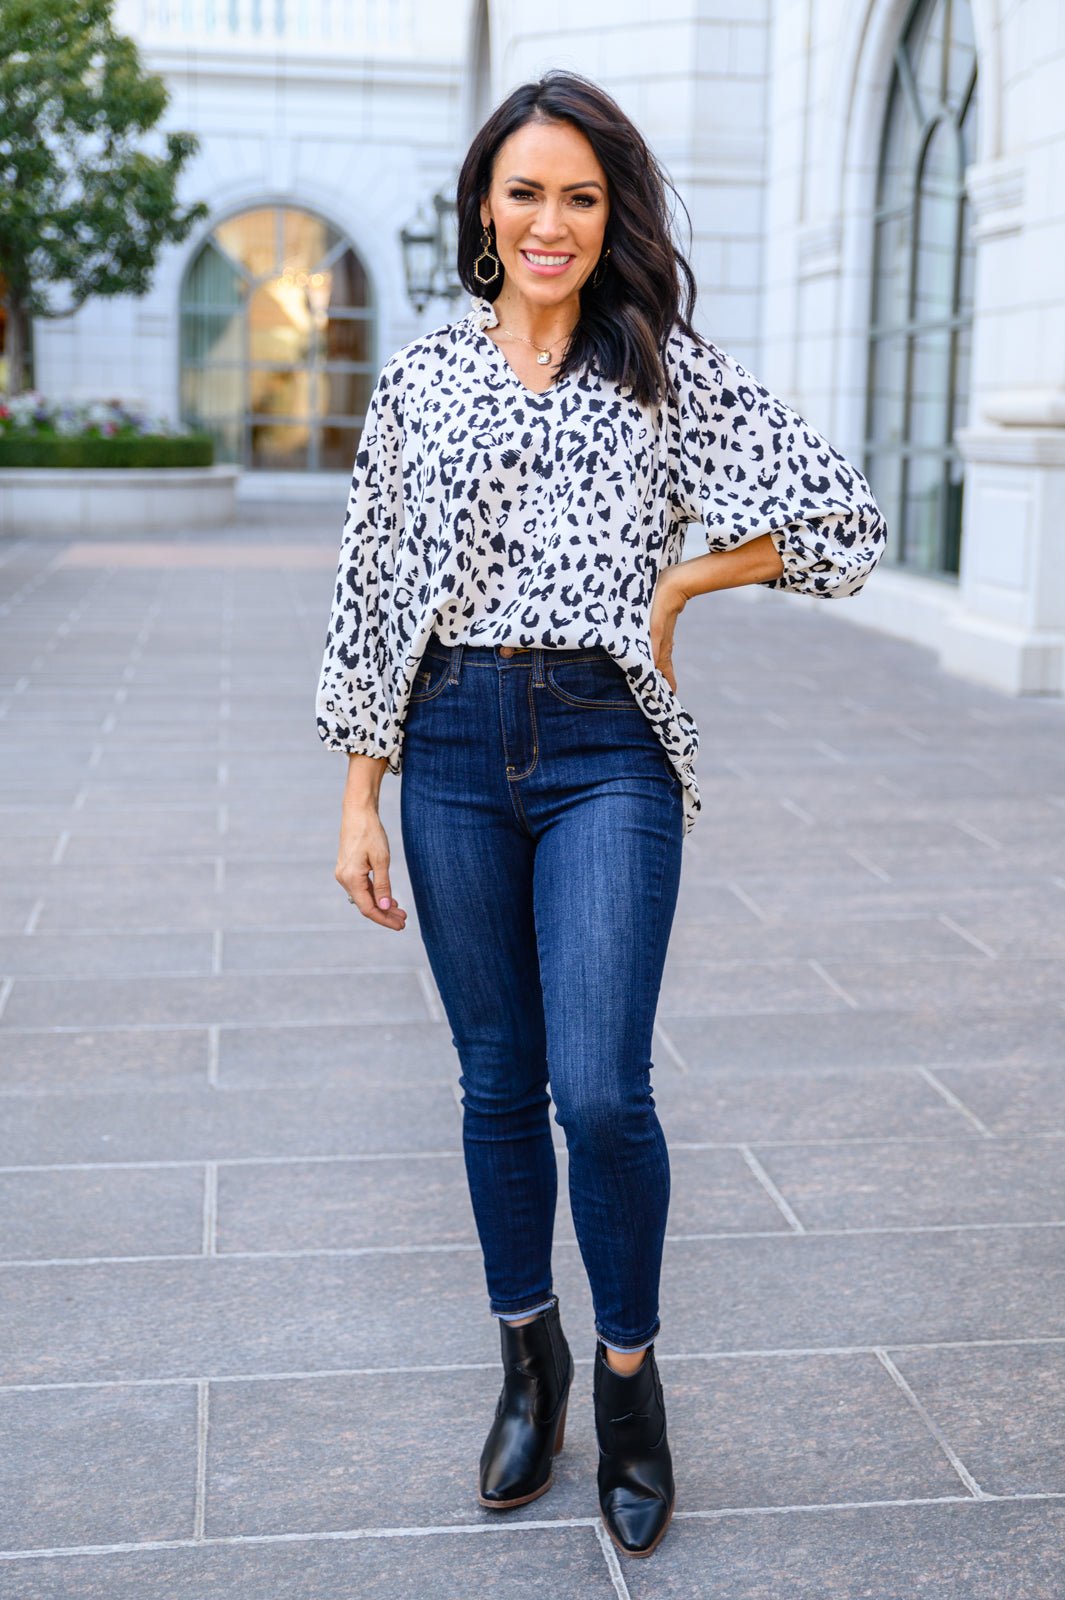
top-left (378, 896), bottom-right (391, 909)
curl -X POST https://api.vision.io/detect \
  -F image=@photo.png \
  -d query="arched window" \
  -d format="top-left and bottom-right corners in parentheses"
top-left (864, 0), bottom-right (978, 576)
top-left (180, 205), bottom-right (374, 471)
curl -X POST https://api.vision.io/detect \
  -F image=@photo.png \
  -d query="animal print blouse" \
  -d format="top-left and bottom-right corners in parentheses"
top-left (316, 294), bottom-right (887, 836)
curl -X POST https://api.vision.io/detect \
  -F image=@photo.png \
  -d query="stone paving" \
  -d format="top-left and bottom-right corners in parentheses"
top-left (1, 506), bottom-right (1065, 1597)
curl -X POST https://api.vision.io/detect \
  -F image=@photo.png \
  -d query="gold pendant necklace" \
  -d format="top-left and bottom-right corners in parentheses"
top-left (495, 322), bottom-right (571, 366)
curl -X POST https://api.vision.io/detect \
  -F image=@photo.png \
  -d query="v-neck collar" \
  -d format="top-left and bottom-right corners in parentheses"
top-left (464, 297), bottom-right (574, 399)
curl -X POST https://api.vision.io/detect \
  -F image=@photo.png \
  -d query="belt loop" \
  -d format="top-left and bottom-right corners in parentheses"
top-left (448, 642), bottom-right (464, 684)
top-left (533, 646), bottom-right (545, 688)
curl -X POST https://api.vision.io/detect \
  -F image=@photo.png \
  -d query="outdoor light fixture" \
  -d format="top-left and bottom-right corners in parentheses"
top-left (400, 181), bottom-right (464, 314)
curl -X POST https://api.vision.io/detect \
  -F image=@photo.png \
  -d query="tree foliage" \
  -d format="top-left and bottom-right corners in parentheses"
top-left (0, 0), bottom-right (207, 388)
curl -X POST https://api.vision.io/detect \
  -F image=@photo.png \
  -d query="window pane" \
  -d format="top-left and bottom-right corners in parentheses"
top-left (872, 211), bottom-right (911, 330)
top-left (914, 122), bottom-right (962, 323)
top-left (250, 418), bottom-right (310, 470)
top-left (906, 0), bottom-right (948, 113)
top-left (181, 366), bottom-right (245, 422)
top-left (282, 209), bottom-right (340, 274)
top-left (320, 424), bottom-right (363, 472)
top-left (868, 334), bottom-right (907, 446)
top-left (214, 208), bottom-right (278, 278)
top-left (181, 310), bottom-right (244, 364)
top-left (318, 369), bottom-right (373, 418)
top-left (909, 329), bottom-right (952, 449)
top-left (878, 74), bottom-right (921, 211)
top-left (901, 449), bottom-right (948, 572)
top-left (328, 248), bottom-right (369, 308)
top-left (249, 280), bottom-right (313, 364)
top-left (249, 366), bottom-right (313, 417)
top-left (863, 449), bottom-right (904, 564)
top-left (946, 0), bottom-right (976, 112)
top-left (185, 241), bottom-right (246, 303)
top-left (324, 315), bottom-right (371, 362)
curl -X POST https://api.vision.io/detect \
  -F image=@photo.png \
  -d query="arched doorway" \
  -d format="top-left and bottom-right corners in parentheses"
top-left (180, 205), bottom-right (375, 471)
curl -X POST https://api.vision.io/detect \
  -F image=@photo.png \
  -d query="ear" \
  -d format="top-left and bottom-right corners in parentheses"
top-left (479, 199), bottom-right (491, 230)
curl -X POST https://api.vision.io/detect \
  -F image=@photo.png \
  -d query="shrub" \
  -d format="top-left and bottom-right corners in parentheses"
top-left (0, 393), bottom-right (214, 468)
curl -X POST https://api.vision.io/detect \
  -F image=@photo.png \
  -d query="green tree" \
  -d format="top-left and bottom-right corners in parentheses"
top-left (0, 0), bottom-right (207, 392)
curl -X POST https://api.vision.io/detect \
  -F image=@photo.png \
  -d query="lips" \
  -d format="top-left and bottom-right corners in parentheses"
top-left (520, 249), bottom-right (575, 275)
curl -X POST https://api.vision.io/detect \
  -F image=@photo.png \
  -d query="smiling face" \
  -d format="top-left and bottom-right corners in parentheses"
top-left (479, 117), bottom-right (609, 316)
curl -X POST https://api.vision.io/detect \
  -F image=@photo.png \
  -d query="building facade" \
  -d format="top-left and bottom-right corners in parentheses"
top-left (25, 0), bottom-right (1065, 696)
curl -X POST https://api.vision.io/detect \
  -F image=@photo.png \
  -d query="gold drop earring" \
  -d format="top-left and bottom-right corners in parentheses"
top-left (474, 224), bottom-right (502, 286)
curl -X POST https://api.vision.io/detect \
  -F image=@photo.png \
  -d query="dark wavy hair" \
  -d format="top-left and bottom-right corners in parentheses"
top-left (456, 70), bottom-right (705, 407)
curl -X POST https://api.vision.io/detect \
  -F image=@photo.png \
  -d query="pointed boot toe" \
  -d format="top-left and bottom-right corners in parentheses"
top-left (594, 1339), bottom-right (675, 1557)
top-left (478, 1298), bottom-right (573, 1510)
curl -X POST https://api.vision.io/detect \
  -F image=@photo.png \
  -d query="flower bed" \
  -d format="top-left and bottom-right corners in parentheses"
top-left (0, 393), bottom-right (213, 468)
top-left (0, 394), bottom-right (235, 535)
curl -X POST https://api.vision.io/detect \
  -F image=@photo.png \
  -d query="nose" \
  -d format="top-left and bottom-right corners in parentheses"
top-left (530, 201), bottom-right (567, 242)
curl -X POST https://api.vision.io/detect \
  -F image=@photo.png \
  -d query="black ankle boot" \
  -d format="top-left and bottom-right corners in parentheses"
top-left (593, 1339), bottom-right (675, 1557)
top-left (478, 1298), bottom-right (574, 1509)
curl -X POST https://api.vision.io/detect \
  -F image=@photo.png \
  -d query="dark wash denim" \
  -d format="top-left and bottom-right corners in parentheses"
top-left (398, 634), bottom-right (684, 1352)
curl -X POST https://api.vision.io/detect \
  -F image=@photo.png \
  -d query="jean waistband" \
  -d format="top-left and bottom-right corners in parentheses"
top-left (423, 634), bottom-right (613, 666)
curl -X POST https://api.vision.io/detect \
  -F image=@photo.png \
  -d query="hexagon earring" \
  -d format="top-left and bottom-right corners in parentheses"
top-left (474, 225), bottom-right (502, 286)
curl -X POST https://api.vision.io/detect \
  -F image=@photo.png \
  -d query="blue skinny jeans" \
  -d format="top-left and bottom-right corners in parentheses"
top-left (398, 636), bottom-right (684, 1352)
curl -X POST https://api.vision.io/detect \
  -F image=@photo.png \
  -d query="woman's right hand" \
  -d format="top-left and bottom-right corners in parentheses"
top-left (335, 755), bottom-right (408, 931)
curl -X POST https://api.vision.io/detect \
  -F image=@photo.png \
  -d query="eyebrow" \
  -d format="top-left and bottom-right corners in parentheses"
top-left (503, 175), bottom-right (605, 192)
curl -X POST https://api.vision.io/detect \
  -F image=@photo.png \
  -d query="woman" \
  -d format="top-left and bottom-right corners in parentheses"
top-left (317, 71), bottom-right (887, 1558)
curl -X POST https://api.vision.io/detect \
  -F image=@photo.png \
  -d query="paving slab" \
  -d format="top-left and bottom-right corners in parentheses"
top-left (0, 1384), bottom-right (197, 1550)
top-left (0, 1082), bottom-right (461, 1164)
top-left (0, 1166), bottom-right (205, 1260)
top-left (622, 1501), bottom-right (1065, 1598)
top-left (0, 1526), bottom-right (619, 1599)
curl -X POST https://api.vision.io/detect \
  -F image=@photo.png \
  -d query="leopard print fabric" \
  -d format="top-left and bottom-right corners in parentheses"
top-left (316, 295), bottom-right (888, 837)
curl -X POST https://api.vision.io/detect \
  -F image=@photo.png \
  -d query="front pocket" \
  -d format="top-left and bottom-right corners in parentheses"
top-left (408, 654), bottom-right (451, 702)
top-left (545, 657), bottom-right (644, 710)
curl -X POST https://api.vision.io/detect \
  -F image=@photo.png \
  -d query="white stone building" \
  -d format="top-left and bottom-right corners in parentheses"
top-left (22, 0), bottom-right (1065, 697)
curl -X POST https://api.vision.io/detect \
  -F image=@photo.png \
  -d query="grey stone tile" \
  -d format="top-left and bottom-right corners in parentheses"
top-left (30, 889), bottom-right (366, 934)
top-left (206, 1363), bottom-right (598, 1534)
top-left (0, 1383), bottom-right (196, 1549)
top-left (1, 970), bottom-right (429, 1029)
top-left (216, 1153), bottom-right (474, 1254)
top-left (220, 928), bottom-right (425, 974)
top-left (659, 960), bottom-right (850, 1016)
top-left (659, 1004), bottom-right (1065, 1072)
top-left (814, 957), bottom-right (1065, 1010)
top-left (933, 1064), bottom-right (1065, 1135)
top-left (653, 1066), bottom-right (975, 1143)
top-left (0, 1082), bottom-right (461, 1164)
top-left (659, 1350), bottom-right (966, 1508)
top-left (644, 1226), bottom-right (1065, 1357)
top-left (623, 1502), bottom-right (1065, 1598)
top-left (665, 913), bottom-right (983, 963)
top-left (0, 1167), bottom-right (205, 1260)
top-left (0, 1029), bottom-right (208, 1094)
top-left (215, 1020), bottom-right (456, 1088)
top-left (60, 831), bottom-right (225, 866)
top-left (0, 1526), bottom-right (616, 1599)
top-left (0, 1251), bottom-right (495, 1384)
top-left (0, 932), bottom-right (214, 978)
top-left (889, 1341), bottom-right (1065, 1495)
top-left (751, 1136), bottom-right (1065, 1230)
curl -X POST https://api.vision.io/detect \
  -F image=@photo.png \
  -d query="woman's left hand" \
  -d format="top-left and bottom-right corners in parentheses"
top-left (649, 565), bottom-right (688, 694)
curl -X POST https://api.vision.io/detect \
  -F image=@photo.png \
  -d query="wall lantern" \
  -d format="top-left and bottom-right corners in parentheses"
top-left (401, 182), bottom-right (464, 314)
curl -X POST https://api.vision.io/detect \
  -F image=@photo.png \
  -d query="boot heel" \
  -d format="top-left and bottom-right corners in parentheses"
top-left (553, 1394), bottom-right (569, 1455)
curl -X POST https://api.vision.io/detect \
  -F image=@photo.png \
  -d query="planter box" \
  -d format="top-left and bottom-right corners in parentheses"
top-left (0, 465), bottom-right (240, 536)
